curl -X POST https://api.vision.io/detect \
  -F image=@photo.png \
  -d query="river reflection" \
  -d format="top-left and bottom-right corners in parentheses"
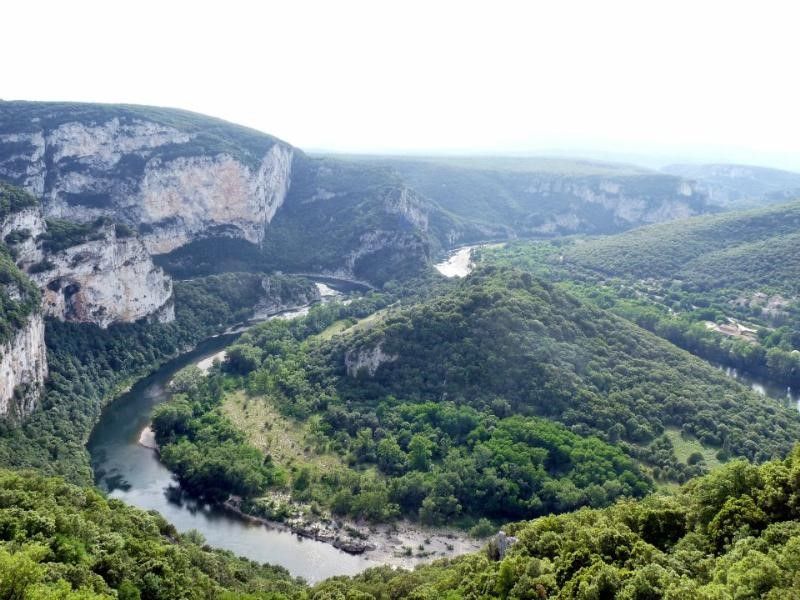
top-left (716, 364), bottom-right (800, 412)
top-left (88, 282), bottom-right (376, 582)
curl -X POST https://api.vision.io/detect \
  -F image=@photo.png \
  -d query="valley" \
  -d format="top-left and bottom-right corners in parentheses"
top-left (0, 100), bottom-right (800, 598)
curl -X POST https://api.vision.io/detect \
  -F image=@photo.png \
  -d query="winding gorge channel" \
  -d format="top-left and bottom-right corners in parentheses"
top-left (88, 282), bottom-right (378, 583)
top-left (86, 255), bottom-right (797, 585)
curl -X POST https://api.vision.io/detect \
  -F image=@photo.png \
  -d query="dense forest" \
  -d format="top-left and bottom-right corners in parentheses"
top-left (0, 468), bottom-right (304, 599)
top-left (151, 267), bottom-right (800, 535)
top-left (479, 201), bottom-right (800, 387)
top-left (313, 446), bottom-right (800, 599)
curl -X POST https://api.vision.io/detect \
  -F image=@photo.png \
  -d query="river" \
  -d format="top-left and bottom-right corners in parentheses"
top-left (87, 282), bottom-right (377, 583)
top-left (434, 243), bottom-right (505, 278)
top-left (715, 363), bottom-right (800, 411)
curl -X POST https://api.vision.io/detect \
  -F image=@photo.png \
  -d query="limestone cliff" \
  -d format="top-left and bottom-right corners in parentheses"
top-left (29, 224), bottom-right (174, 328)
top-left (371, 157), bottom-right (712, 239)
top-left (345, 342), bottom-right (397, 377)
top-left (0, 313), bottom-right (46, 417)
top-left (0, 102), bottom-right (293, 255)
top-left (522, 177), bottom-right (703, 235)
top-left (1, 206), bottom-right (45, 267)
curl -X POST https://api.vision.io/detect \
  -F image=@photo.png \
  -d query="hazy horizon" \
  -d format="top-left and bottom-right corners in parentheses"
top-left (4, 1), bottom-right (799, 171)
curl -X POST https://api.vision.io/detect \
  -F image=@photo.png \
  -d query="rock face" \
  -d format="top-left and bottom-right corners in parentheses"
top-left (29, 225), bottom-right (174, 328)
top-left (0, 313), bottom-right (47, 417)
top-left (345, 342), bottom-right (397, 377)
top-left (254, 275), bottom-right (322, 316)
top-left (137, 144), bottom-right (293, 254)
top-left (521, 177), bottom-right (703, 235)
top-left (376, 158), bottom-right (712, 239)
top-left (1, 207), bottom-right (45, 267)
top-left (663, 163), bottom-right (800, 207)
top-left (0, 103), bottom-right (293, 255)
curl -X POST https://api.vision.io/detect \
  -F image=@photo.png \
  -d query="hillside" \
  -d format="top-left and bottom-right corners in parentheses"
top-left (479, 202), bottom-right (800, 391)
top-left (151, 267), bottom-right (800, 536)
top-left (664, 163), bottom-right (800, 207)
top-left (563, 201), bottom-right (800, 292)
top-left (314, 447), bottom-right (800, 598)
top-left (338, 155), bottom-right (712, 237)
top-left (317, 267), bottom-right (799, 463)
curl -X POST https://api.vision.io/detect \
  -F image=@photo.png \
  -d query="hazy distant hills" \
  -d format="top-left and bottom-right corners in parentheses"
top-left (0, 100), bottom-right (719, 285)
top-left (663, 163), bottom-right (800, 207)
top-left (338, 154), bottom-right (711, 238)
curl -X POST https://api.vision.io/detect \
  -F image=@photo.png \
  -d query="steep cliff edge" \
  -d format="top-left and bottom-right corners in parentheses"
top-left (0, 313), bottom-right (46, 416)
top-left (31, 221), bottom-right (174, 327)
top-left (0, 183), bottom-right (46, 416)
top-left (0, 182), bottom-right (175, 417)
top-left (0, 101), bottom-right (293, 254)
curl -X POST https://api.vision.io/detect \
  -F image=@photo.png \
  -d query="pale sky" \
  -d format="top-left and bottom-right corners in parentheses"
top-left (3, 0), bottom-right (799, 170)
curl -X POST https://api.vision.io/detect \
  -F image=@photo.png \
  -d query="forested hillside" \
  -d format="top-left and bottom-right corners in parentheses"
top-left (339, 155), bottom-right (710, 237)
top-left (564, 201), bottom-right (800, 291)
top-left (480, 201), bottom-right (800, 389)
top-left (151, 267), bottom-right (800, 536)
top-left (314, 447), bottom-right (800, 599)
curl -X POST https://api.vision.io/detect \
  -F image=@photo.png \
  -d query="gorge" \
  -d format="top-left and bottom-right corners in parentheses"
top-left (1, 100), bottom-right (800, 598)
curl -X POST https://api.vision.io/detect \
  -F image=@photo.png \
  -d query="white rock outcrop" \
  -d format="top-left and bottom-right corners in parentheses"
top-left (345, 343), bottom-right (398, 377)
top-left (1, 207), bottom-right (45, 267)
top-left (29, 225), bottom-right (174, 328)
top-left (523, 178), bottom-right (701, 234)
top-left (0, 313), bottom-right (47, 417)
top-left (138, 144), bottom-right (293, 253)
top-left (0, 116), bottom-right (294, 255)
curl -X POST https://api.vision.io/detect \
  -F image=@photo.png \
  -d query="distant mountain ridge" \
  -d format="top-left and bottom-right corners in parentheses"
top-left (0, 100), bottom-right (718, 285)
top-left (340, 154), bottom-right (711, 237)
top-left (663, 163), bottom-right (800, 207)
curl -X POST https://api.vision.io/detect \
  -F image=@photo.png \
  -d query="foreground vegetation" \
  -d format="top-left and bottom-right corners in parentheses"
top-left (4, 445), bottom-right (800, 598)
top-left (314, 447), bottom-right (800, 599)
top-left (0, 468), bottom-right (303, 599)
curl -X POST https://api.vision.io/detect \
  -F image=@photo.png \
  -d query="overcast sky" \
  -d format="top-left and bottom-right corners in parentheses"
top-left (3, 0), bottom-right (799, 170)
